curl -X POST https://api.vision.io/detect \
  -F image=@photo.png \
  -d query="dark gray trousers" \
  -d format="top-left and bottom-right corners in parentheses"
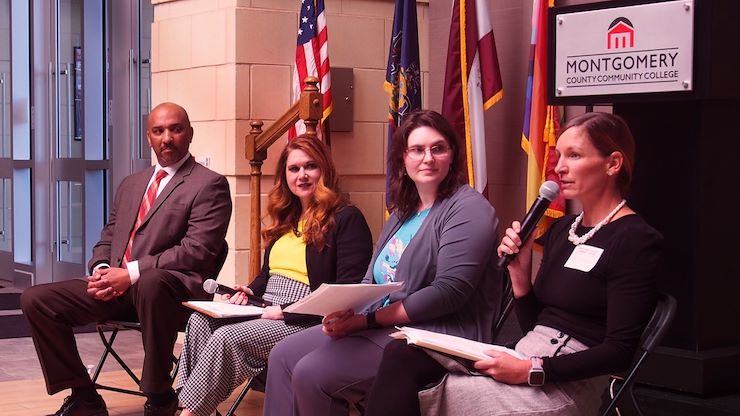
top-left (264, 325), bottom-right (391, 416)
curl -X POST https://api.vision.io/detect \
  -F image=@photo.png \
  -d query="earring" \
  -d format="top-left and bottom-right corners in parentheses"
top-left (607, 171), bottom-right (613, 176)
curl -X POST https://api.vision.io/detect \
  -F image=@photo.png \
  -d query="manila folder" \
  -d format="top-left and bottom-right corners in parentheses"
top-left (283, 282), bottom-right (404, 316)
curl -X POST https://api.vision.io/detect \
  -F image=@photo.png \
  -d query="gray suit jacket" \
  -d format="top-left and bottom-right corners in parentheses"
top-left (89, 157), bottom-right (232, 297)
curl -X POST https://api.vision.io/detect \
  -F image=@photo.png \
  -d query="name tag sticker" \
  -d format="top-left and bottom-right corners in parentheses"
top-left (564, 244), bottom-right (604, 272)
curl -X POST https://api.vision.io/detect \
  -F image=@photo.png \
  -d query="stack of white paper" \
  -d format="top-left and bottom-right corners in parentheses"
top-left (283, 282), bottom-right (404, 316)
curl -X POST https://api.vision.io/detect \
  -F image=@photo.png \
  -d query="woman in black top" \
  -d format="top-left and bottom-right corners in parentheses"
top-left (176, 136), bottom-right (372, 416)
top-left (364, 112), bottom-right (663, 416)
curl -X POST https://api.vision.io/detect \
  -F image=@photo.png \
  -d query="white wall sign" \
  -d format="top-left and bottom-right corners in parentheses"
top-left (554, 0), bottom-right (694, 98)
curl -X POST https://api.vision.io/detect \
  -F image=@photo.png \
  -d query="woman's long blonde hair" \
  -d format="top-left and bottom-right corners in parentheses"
top-left (262, 135), bottom-right (345, 250)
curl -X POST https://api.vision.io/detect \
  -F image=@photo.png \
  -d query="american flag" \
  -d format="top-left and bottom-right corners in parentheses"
top-left (290, 0), bottom-right (332, 139)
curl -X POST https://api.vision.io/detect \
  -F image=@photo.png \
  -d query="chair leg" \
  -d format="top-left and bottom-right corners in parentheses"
top-left (171, 353), bottom-right (180, 380)
top-left (601, 353), bottom-right (647, 416)
top-left (90, 326), bottom-right (116, 384)
top-left (221, 377), bottom-right (257, 416)
top-left (628, 383), bottom-right (645, 416)
top-left (93, 326), bottom-right (146, 397)
top-left (92, 323), bottom-right (182, 399)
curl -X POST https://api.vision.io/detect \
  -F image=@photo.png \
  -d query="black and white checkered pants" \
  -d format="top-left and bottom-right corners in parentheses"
top-left (176, 275), bottom-right (312, 416)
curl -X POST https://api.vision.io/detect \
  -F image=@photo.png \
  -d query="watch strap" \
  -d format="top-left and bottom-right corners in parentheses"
top-left (528, 356), bottom-right (545, 386)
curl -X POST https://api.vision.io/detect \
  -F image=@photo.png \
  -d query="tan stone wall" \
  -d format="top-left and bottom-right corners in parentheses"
top-left (151, 0), bottom-right (429, 286)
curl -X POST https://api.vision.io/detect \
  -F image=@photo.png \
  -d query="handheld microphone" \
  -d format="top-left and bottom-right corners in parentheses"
top-left (203, 279), bottom-right (237, 296)
top-left (202, 279), bottom-right (271, 307)
top-left (496, 180), bottom-right (560, 269)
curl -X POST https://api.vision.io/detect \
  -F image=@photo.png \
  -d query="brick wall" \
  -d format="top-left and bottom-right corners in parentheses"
top-left (151, 0), bottom-right (429, 285)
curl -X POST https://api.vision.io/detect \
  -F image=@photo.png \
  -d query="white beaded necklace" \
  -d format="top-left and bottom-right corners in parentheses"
top-left (568, 199), bottom-right (627, 245)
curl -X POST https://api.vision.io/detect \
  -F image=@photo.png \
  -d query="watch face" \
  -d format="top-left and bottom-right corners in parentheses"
top-left (529, 371), bottom-right (545, 386)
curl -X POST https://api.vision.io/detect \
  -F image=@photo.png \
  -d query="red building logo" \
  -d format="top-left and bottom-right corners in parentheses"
top-left (607, 17), bottom-right (635, 49)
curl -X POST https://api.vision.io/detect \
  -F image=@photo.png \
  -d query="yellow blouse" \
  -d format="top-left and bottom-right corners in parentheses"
top-left (268, 223), bottom-right (309, 285)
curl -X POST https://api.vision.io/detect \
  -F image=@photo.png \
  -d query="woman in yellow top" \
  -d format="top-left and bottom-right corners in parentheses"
top-left (175, 135), bottom-right (373, 416)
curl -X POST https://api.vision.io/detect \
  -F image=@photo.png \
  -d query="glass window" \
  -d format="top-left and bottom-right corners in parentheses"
top-left (10, 0), bottom-right (30, 161)
top-left (137, 0), bottom-right (153, 161)
top-left (56, 180), bottom-right (83, 264)
top-left (13, 168), bottom-right (30, 264)
top-left (57, 0), bottom-right (84, 159)
top-left (1, 0), bottom-right (10, 158)
top-left (0, 177), bottom-right (10, 252)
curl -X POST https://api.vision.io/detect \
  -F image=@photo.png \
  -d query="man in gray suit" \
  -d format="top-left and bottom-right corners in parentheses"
top-left (21, 102), bottom-right (232, 416)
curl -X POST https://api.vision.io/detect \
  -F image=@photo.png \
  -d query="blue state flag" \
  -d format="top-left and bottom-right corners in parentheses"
top-left (383, 0), bottom-right (421, 210)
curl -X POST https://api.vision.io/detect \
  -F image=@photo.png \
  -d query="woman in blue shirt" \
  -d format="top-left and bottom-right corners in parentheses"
top-left (365, 112), bottom-right (662, 416)
top-left (263, 110), bottom-right (503, 416)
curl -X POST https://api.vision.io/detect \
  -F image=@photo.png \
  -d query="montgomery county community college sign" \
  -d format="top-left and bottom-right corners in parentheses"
top-left (553, 0), bottom-right (694, 98)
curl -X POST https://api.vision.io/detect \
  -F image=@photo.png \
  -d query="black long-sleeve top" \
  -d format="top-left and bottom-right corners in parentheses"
top-left (515, 214), bottom-right (663, 382)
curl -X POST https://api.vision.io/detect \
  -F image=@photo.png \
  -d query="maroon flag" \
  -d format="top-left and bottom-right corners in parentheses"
top-left (442, 0), bottom-right (503, 195)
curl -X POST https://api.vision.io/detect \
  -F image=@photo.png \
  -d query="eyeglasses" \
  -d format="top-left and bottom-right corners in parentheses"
top-left (404, 145), bottom-right (451, 161)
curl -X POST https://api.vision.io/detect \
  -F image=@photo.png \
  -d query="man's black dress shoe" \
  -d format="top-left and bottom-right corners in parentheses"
top-left (49, 394), bottom-right (108, 416)
top-left (143, 394), bottom-right (178, 416)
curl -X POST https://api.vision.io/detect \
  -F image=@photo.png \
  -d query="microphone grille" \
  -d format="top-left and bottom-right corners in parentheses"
top-left (203, 279), bottom-right (218, 294)
top-left (539, 180), bottom-right (560, 201)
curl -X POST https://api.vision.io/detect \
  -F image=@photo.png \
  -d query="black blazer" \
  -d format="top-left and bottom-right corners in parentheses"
top-left (248, 205), bottom-right (373, 322)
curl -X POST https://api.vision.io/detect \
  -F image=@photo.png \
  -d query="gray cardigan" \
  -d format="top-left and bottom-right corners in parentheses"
top-left (362, 185), bottom-right (503, 344)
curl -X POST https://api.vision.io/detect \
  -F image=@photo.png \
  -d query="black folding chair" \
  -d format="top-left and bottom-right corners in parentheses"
top-left (91, 241), bottom-right (229, 397)
top-left (216, 369), bottom-right (267, 416)
top-left (493, 268), bottom-right (515, 340)
top-left (601, 291), bottom-right (677, 416)
top-left (91, 320), bottom-right (179, 396)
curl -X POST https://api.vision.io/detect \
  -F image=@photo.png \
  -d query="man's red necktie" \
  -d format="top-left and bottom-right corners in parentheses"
top-left (123, 169), bottom-right (168, 263)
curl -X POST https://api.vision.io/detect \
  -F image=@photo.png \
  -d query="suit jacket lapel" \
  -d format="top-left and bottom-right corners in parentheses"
top-left (138, 157), bottom-right (195, 228)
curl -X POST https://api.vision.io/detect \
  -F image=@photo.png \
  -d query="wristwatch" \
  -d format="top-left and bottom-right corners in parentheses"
top-left (366, 311), bottom-right (381, 329)
top-left (528, 356), bottom-right (545, 386)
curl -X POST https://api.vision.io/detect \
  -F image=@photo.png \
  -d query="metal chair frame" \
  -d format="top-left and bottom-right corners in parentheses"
top-left (216, 369), bottom-right (266, 416)
top-left (601, 291), bottom-right (677, 416)
top-left (493, 268), bottom-right (515, 340)
top-left (91, 241), bottom-right (229, 398)
top-left (91, 320), bottom-right (179, 397)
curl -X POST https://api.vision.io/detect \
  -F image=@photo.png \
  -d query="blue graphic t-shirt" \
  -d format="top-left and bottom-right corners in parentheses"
top-left (373, 208), bottom-right (431, 286)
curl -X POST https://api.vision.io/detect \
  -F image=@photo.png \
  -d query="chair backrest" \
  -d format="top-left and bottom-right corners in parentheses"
top-left (601, 290), bottom-right (677, 416)
top-left (638, 291), bottom-right (677, 354)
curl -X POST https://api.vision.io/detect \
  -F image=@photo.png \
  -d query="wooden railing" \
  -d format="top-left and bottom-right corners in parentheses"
top-left (245, 76), bottom-right (323, 279)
